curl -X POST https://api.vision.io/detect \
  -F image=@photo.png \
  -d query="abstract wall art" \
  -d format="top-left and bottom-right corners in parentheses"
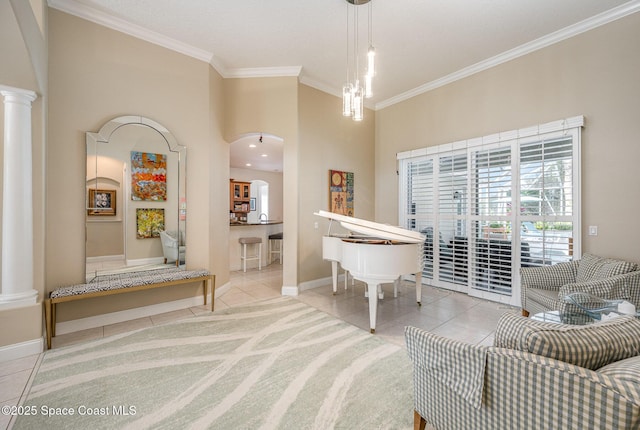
top-left (131, 151), bottom-right (167, 201)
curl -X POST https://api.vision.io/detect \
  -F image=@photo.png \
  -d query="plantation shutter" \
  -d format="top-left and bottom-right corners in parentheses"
top-left (400, 157), bottom-right (435, 279)
top-left (437, 153), bottom-right (468, 287)
top-left (519, 136), bottom-right (576, 265)
top-left (469, 144), bottom-right (514, 295)
top-left (398, 116), bottom-right (582, 306)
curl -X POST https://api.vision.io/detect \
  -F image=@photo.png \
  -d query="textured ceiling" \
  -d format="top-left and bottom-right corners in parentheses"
top-left (49, 0), bottom-right (640, 170)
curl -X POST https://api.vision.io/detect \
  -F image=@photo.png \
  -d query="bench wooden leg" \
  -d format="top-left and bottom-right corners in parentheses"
top-left (210, 275), bottom-right (216, 312)
top-left (44, 299), bottom-right (53, 350)
top-left (522, 309), bottom-right (530, 317)
top-left (203, 279), bottom-right (207, 307)
top-left (414, 410), bottom-right (426, 430)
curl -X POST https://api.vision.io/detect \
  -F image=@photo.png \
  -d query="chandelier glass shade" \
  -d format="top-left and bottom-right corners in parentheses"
top-left (343, 0), bottom-right (374, 122)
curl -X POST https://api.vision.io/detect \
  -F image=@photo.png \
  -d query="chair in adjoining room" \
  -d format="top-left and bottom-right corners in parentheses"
top-left (160, 230), bottom-right (185, 267)
top-left (268, 232), bottom-right (283, 264)
top-left (521, 253), bottom-right (640, 317)
top-left (239, 237), bottom-right (262, 272)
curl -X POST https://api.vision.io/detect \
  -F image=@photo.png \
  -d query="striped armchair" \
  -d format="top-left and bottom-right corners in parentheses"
top-left (405, 315), bottom-right (640, 429)
top-left (520, 253), bottom-right (640, 317)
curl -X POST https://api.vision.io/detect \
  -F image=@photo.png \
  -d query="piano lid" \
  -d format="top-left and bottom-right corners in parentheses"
top-left (314, 210), bottom-right (425, 243)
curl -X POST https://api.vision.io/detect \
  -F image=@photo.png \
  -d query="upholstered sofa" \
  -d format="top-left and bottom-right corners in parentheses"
top-left (521, 253), bottom-right (640, 317)
top-left (406, 312), bottom-right (640, 429)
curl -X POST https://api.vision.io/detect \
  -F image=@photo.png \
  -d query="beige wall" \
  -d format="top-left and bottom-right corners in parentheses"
top-left (207, 67), bottom-right (230, 288)
top-left (47, 10), bottom-right (224, 322)
top-left (376, 12), bottom-right (640, 264)
top-left (298, 84), bottom-right (375, 283)
top-left (0, 0), bottom-right (40, 90)
top-left (223, 77), bottom-right (299, 288)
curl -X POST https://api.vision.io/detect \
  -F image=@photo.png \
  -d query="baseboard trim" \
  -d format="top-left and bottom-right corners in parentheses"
top-left (125, 257), bottom-right (165, 266)
top-left (281, 285), bottom-right (299, 296)
top-left (298, 274), bottom-right (347, 292)
top-left (0, 338), bottom-right (44, 362)
top-left (55, 280), bottom-right (230, 336)
top-left (86, 254), bottom-right (124, 263)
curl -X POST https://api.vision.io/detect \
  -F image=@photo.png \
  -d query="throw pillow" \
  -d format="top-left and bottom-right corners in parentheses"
top-left (493, 312), bottom-right (640, 370)
top-left (576, 253), bottom-right (638, 282)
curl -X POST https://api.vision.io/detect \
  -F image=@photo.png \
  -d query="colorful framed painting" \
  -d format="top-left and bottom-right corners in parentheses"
top-left (136, 208), bottom-right (165, 239)
top-left (329, 169), bottom-right (354, 216)
top-left (131, 151), bottom-right (167, 201)
top-left (87, 189), bottom-right (116, 216)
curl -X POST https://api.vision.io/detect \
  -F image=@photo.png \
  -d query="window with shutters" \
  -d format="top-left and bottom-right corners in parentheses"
top-left (398, 117), bottom-right (582, 305)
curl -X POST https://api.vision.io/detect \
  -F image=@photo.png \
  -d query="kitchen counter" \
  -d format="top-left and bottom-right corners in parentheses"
top-left (229, 221), bottom-right (283, 271)
top-left (230, 220), bottom-right (283, 226)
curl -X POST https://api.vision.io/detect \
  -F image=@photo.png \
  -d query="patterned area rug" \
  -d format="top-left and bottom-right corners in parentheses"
top-left (15, 297), bottom-right (414, 429)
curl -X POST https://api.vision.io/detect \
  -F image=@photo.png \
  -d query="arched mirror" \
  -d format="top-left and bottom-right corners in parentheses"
top-left (85, 115), bottom-right (186, 280)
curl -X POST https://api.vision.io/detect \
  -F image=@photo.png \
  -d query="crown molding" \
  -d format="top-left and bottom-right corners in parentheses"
top-left (48, 0), bottom-right (301, 80)
top-left (300, 76), bottom-right (376, 110)
top-left (376, 0), bottom-right (640, 110)
top-left (48, 0), bottom-right (214, 62)
top-left (48, 0), bottom-right (640, 109)
top-left (209, 55), bottom-right (229, 78)
top-left (299, 76), bottom-right (341, 99)
top-left (225, 66), bottom-right (302, 79)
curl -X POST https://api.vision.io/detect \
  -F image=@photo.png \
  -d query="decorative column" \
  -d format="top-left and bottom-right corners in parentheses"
top-left (0, 85), bottom-right (38, 308)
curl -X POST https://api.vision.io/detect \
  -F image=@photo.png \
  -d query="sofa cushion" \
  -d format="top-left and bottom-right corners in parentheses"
top-left (524, 287), bottom-right (560, 310)
top-left (598, 355), bottom-right (640, 388)
top-left (598, 355), bottom-right (640, 382)
top-left (597, 355), bottom-right (640, 403)
top-left (494, 312), bottom-right (640, 370)
top-left (576, 253), bottom-right (638, 283)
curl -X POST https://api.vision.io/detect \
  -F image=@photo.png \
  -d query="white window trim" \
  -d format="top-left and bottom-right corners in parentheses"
top-left (398, 116), bottom-right (583, 306)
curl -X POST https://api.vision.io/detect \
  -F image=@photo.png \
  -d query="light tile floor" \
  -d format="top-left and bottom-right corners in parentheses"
top-left (0, 263), bottom-right (518, 429)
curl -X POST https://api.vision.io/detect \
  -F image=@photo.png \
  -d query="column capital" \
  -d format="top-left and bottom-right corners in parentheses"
top-left (0, 85), bottom-right (37, 103)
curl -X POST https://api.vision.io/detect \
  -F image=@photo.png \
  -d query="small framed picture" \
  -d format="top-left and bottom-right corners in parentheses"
top-left (136, 208), bottom-right (165, 238)
top-left (250, 198), bottom-right (256, 211)
top-left (88, 189), bottom-right (116, 216)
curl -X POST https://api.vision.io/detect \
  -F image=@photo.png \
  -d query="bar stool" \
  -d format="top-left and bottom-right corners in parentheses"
top-left (239, 237), bottom-right (262, 272)
top-left (268, 232), bottom-right (283, 264)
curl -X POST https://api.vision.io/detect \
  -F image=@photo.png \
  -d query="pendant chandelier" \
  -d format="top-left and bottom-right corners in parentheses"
top-left (342, 0), bottom-right (375, 122)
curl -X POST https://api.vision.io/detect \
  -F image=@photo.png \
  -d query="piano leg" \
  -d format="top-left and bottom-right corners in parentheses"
top-left (331, 261), bottom-right (339, 294)
top-left (366, 282), bottom-right (379, 334)
top-left (365, 285), bottom-right (384, 299)
top-left (415, 271), bottom-right (422, 306)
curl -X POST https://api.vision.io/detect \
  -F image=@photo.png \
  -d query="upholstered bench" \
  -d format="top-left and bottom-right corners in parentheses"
top-left (44, 267), bottom-right (215, 349)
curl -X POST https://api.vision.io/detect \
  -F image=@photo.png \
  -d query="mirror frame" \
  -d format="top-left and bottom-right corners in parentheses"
top-left (85, 115), bottom-right (186, 278)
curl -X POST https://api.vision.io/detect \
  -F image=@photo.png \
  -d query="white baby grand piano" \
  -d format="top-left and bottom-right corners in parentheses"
top-left (315, 210), bottom-right (425, 333)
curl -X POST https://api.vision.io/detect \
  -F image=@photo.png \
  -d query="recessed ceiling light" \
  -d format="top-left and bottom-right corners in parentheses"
top-left (245, 163), bottom-right (251, 167)
top-left (249, 144), bottom-right (256, 148)
top-left (261, 154), bottom-right (267, 157)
